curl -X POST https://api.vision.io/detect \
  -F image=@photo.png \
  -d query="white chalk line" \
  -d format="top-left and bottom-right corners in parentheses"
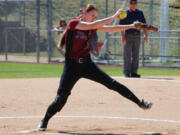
top-left (16, 129), bottom-right (37, 133)
top-left (15, 128), bottom-right (178, 135)
top-left (11, 115), bottom-right (180, 135)
top-left (14, 128), bottom-right (167, 135)
top-left (43, 132), bottom-right (166, 135)
top-left (1, 115), bottom-right (180, 124)
top-left (112, 76), bottom-right (180, 83)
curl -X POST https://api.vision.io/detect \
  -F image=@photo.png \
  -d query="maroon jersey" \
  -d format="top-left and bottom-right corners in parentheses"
top-left (66, 18), bottom-right (97, 59)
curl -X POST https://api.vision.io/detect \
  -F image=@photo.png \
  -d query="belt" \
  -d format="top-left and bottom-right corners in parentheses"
top-left (67, 57), bottom-right (91, 64)
top-left (125, 31), bottom-right (140, 35)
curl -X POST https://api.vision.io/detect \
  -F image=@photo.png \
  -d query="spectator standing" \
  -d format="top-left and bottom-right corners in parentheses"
top-left (54, 19), bottom-right (67, 35)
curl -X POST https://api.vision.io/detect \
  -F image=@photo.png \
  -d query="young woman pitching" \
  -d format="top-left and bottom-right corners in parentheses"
top-left (38, 4), bottom-right (152, 131)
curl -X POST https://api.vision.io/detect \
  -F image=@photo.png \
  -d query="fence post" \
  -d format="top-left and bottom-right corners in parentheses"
top-left (23, 28), bottom-right (26, 56)
top-left (18, 1), bottom-right (23, 25)
top-left (113, 0), bottom-right (117, 59)
top-left (47, 0), bottom-right (52, 63)
top-left (105, 0), bottom-right (110, 61)
top-left (179, 33), bottom-right (180, 62)
top-left (160, 0), bottom-right (169, 62)
top-left (36, 0), bottom-right (40, 63)
top-left (80, 0), bottom-right (85, 11)
top-left (23, 2), bottom-right (26, 56)
top-left (142, 33), bottom-right (145, 67)
top-left (149, 0), bottom-right (153, 56)
top-left (5, 0), bottom-right (8, 61)
top-left (165, 0), bottom-right (169, 62)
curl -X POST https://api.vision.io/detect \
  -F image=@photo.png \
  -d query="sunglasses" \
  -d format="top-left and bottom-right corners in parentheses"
top-left (130, 2), bottom-right (137, 5)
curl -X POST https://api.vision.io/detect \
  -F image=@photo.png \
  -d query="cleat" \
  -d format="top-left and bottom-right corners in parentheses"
top-left (139, 99), bottom-right (152, 110)
top-left (38, 120), bottom-right (48, 131)
top-left (131, 73), bottom-right (141, 78)
top-left (124, 73), bottom-right (131, 78)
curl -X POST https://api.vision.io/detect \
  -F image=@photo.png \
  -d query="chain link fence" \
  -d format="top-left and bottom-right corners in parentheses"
top-left (0, 0), bottom-right (180, 68)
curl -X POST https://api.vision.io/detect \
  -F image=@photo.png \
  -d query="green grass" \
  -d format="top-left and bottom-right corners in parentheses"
top-left (102, 66), bottom-right (180, 76)
top-left (0, 62), bottom-right (63, 78)
top-left (0, 62), bottom-right (180, 78)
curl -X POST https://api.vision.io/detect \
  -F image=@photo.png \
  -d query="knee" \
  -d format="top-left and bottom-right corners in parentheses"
top-left (106, 79), bottom-right (120, 90)
top-left (52, 95), bottom-right (69, 112)
top-left (55, 95), bottom-right (68, 104)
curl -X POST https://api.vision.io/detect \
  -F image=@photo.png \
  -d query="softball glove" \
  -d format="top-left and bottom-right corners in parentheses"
top-left (134, 21), bottom-right (158, 32)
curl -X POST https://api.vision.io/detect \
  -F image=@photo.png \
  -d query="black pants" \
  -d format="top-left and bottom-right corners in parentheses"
top-left (43, 59), bottom-right (140, 121)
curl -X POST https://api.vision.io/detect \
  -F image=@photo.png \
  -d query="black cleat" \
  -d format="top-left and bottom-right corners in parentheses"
top-left (124, 73), bottom-right (131, 78)
top-left (139, 99), bottom-right (152, 110)
top-left (131, 73), bottom-right (141, 78)
top-left (38, 120), bottom-right (48, 131)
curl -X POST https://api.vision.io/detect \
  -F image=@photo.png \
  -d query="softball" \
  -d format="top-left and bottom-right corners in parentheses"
top-left (118, 10), bottom-right (127, 20)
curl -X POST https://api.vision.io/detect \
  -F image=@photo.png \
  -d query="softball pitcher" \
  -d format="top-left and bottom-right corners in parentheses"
top-left (38, 4), bottom-right (152, 131)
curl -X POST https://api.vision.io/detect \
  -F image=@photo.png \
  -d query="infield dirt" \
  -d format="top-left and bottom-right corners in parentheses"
top-left (0, 76), bottom-right (180, 135)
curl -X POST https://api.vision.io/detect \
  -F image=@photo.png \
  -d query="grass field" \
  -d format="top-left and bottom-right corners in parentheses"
top-left (0, 62), bottom-right (180, 78)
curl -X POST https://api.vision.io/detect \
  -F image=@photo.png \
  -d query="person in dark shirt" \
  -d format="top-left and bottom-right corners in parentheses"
top-left (38, 4), bottom-right (152, 131)
top-left (119, 0), bottom-right (148, 78)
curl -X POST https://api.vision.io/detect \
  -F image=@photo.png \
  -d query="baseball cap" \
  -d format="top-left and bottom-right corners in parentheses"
top-left (129, 0), bottom-right (137, 3)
